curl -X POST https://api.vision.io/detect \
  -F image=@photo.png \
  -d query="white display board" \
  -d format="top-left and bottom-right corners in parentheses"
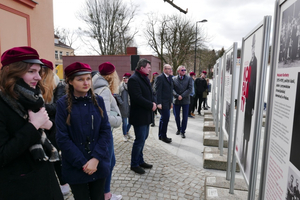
top-left (263, 0), bottom-right (300, 199)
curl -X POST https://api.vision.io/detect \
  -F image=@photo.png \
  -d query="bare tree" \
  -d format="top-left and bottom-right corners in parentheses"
top-left (77, 0), bottom-right (138, 55)
top-left (54, 27), bottom-right (78, 51)
top-left (145, 13), bottom-right (207, 73)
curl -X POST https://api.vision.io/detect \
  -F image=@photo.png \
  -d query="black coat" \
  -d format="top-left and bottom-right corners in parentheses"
top-left (155, 74), bottom-right (173, 110)
top-left (128, 71), bottom-right (154, 126)
top-left (194, 77), bottom-right (207, 97)
top-left (0, 96), bottom-right (63, 200)
top-left (45, 81), bottom-right (66, 148)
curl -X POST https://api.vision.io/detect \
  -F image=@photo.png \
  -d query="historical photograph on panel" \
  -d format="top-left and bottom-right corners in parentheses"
top-left (286, 168), bottom-right (300, 200)
top-left (278, 0), bottom-right (300, 68)
top-left (290, 72), bottom-right (300, 170)
top-left (235, 25), bottom-right (263, 182)
top-left (223, 49), bottom-right (234, 135)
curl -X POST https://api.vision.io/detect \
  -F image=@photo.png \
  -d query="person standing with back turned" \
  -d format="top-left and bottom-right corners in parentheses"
top-left (128, 58), bottom-right (156, 174)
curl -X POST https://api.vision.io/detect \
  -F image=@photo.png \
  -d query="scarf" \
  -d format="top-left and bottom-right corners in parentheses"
top-left (0, 79), bottom-right (59, 162)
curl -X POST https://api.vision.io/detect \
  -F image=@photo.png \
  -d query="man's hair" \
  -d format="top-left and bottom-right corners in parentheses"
top-left (136, 58), bottom-right (151, 70)
top-left (176, 65), bottom-right (185, 74)
top-left (163, 64), bottom-right (171, 70)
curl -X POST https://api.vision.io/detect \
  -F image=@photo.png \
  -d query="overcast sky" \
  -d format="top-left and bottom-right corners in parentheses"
top-left (53, 0), bottom-right (275, 55)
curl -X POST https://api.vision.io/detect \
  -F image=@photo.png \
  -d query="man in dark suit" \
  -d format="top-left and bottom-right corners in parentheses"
top-left (128, 58), bottom-right (157, 174)
top-left (173, 65), bottom-right (193, 138)
top-left (155, 64), bottom-right (173, 143)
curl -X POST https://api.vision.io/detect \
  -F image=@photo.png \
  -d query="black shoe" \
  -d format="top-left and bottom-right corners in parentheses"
top-left (204, 108), bottom-right (208, 110)
top-left (131, 166), bottom-right (145, 174)
top-left (198, 112), bottom-right (202, 115)
top-left (176, 131), bottom-right (180, 135)
top-left (188, 115), bottom-right (194, 118)
top-left (151, 123), bottom-right (155, 127)
top-left (139, 162), bottom-right (153, 169)
top-left (161, 137), bottom-right (172, 143)
top-left (159, 136), bottom-right (162, 140)
top-left (181, 133), bottom-right (186, 138)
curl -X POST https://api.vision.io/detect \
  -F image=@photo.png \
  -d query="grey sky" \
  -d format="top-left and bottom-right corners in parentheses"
top-left (53, 0), bottom-right (275, 54)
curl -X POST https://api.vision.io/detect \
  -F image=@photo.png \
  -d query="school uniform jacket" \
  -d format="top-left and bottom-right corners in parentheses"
top-left (55, 93), bottom-right (111, 184)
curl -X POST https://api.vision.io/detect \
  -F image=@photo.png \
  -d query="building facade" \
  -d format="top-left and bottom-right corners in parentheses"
top-left (0, 0), bottom-right (54, 66)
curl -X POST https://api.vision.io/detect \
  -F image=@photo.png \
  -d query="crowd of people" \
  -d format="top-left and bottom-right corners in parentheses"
top-left (0, 46), bottom-right (210, 200)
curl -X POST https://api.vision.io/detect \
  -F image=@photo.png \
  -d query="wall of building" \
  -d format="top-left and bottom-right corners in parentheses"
top-left (0, 0), bottom-right (54, 66)
top-left (63, 55), bottom-right (161, 81)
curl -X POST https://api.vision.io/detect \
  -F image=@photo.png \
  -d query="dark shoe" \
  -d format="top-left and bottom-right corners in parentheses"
top-left (139, 162), bottom-right (153, 169)
top-left (161, 137), bottom-right (172, 143)
top-left (207, 106), bottom-right (210, 108)
top-left (198, 112), bottom-right (202, 115)
top-left (159, 136), bottom-right (162, 140)
top-left (151, 123), bottom-right (155, 127)
top-left (131, 166), bottom-right (145, 174)
top-left (181, 133), bottom-right (186, 138)
top-left (188, 115), bottom-right (194, 118)
top-left (176, 131), bottom-right (180, 135)
top-left (204, 108), bottom-right (208, 110)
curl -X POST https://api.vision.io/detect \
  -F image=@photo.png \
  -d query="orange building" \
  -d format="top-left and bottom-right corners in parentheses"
top-left (0, 0), bottom-right (55, 67)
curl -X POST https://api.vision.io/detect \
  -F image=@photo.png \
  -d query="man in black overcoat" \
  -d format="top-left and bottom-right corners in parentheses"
top-left (128, 58), bottom-right (157, 174)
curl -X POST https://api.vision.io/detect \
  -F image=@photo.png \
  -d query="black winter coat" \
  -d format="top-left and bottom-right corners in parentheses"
top-left (0, 96), bottom-right (63, 200)
top-left (128, 71), bottom-right (154, 126)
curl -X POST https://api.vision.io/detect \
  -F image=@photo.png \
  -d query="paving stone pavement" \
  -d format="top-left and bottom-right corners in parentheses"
top-left (64, 110), bottom-right (216, 200)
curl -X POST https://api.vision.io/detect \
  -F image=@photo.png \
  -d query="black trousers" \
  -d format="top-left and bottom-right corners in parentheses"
top-left (196, 94), bottom-right (204, 113)
top-left (189, 96), bottom-right (195, 114)
top-left (70, 178), bottom-right (106, 200)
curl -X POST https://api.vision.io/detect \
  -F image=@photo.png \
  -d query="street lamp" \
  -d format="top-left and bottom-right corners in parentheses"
top-left (194, 19), bottom-right (207, 74)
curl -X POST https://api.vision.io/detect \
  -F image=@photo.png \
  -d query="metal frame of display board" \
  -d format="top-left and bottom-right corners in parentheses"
top-left (219, 43), bottom-right (238, 180)
top-left (215, 58), bottom-right (222, 137)
top-left (229, 16), bottom-right (271, 199)
top-left (218, 56), bottom-right (225, 152)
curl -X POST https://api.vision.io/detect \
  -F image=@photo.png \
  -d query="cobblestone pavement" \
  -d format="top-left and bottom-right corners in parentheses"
top-left (65, 111), bottom-right (212, 200)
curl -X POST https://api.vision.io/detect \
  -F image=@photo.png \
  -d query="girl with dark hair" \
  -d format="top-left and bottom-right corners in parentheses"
top-left (55, 62), bottom-right (111, 200)
top-left (0, 46), bottom-right (63, 200)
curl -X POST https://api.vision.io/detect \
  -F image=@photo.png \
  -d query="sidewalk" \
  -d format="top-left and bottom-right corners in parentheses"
top-left (64, 108), bottom-right (234, 200)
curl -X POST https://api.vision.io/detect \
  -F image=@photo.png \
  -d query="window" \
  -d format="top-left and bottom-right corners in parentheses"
top-left (55, 51), bottom-right (58, 60)
top-left (59, 51), bottom-right (63, 60)
top-left (66, 52), bottom-right (69, 56)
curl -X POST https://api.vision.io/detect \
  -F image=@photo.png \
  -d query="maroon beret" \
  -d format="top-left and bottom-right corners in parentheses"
top-left (40, 59), bottom-right (54, 70)
top-left (64, 62), bottom-right (92, 78)
top-left (98, 62), bottom-right (115, 75)
top-left (123, 73), bottom-right (131, 78)
top-left (1, 46), bottom-right (43, 66)
top-left (152, 72), bottom-right (159, 76)
top-left (202, 70), bottom-right (207, 75)
top-left (189, 72), bottom-right (196, 76)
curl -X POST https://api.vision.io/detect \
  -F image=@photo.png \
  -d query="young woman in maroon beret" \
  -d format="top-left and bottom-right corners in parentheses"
top-left (40, 58), bottom-right (70, 195)
top-left (0, 46), bottom-right (63, 200)
top-left (92, 61), bottom-right (122, 200)
top-left (55, 62), bottom-right (111, 200)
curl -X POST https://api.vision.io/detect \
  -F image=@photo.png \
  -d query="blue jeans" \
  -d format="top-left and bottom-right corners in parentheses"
top-left (131, 125), bottom-right (149, 167)
top-left (104, 130), bottom-right (115, 193)
top-left (122, 118), bottom-right (131, 136)
top-left (174, 104), bottom-right (189, 134)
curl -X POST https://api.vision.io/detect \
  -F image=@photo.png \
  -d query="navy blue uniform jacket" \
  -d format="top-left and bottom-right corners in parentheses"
top-left (55, 94), bottom-right (111, 184)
